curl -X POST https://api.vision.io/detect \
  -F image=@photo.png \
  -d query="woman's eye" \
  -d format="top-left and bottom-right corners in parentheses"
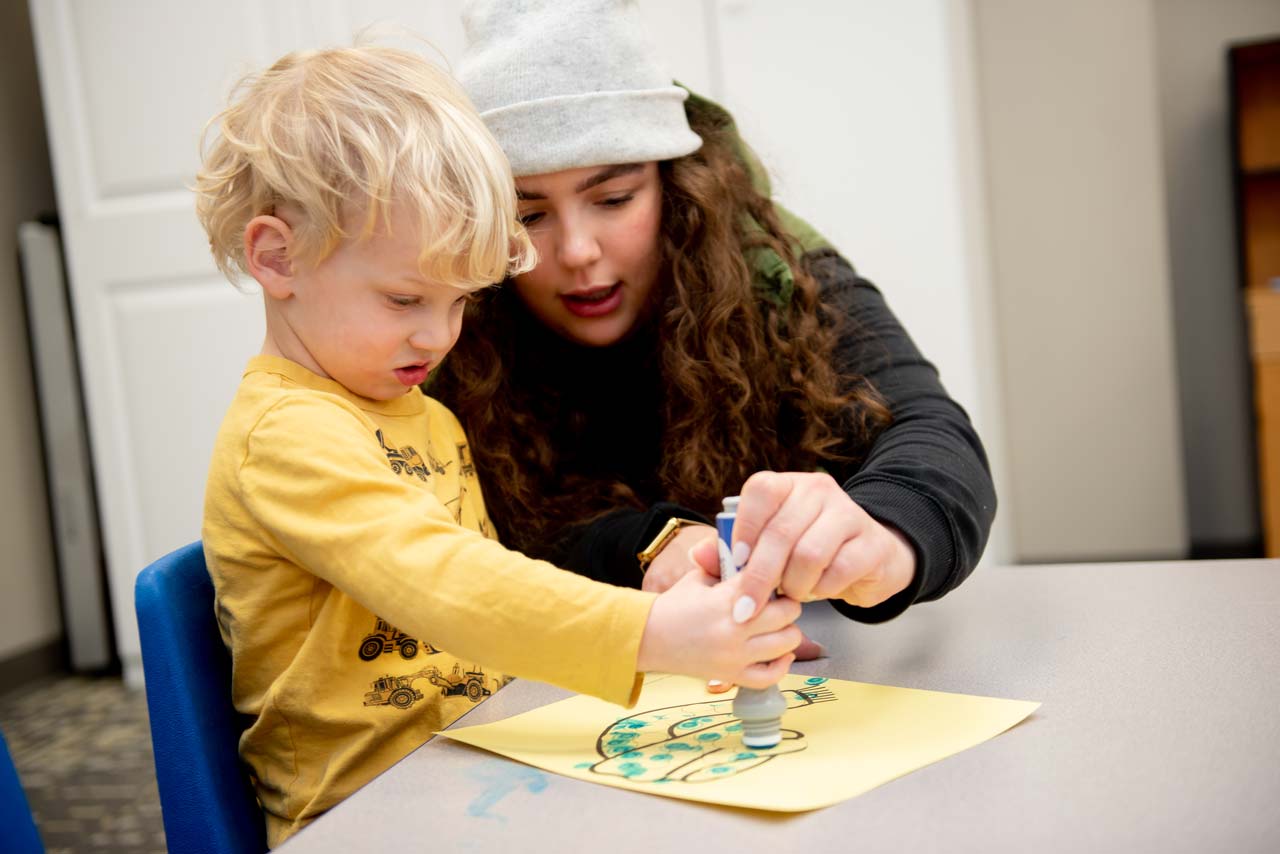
top-left (519, 211), bottom-right (544, 226)
top-left (387, 295), bottom-right (418, 308)
top-left (600, 194), bottom-right (634, 208)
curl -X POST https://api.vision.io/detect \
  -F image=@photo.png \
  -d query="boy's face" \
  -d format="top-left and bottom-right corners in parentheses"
top-left (269, 207), bottom-right (473, 401)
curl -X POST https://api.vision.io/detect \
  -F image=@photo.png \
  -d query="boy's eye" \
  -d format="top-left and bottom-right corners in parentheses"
top-left (387, 295), bottom-right (419, 308)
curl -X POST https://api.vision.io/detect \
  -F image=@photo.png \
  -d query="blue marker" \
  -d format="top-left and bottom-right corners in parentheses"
top-left (716, 496), bottom-right (788, 749)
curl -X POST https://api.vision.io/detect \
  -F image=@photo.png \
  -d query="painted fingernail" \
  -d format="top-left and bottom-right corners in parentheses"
top-left (732, 541), bottom-right (750, 568)
top-left (732, 595), bottom-right (756, 624)
top-left (814, 643), bottom-right (828, 658)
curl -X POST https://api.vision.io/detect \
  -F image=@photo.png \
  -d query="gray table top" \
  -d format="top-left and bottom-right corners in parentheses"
top-left (280, 560), bottom-right (1280, 853)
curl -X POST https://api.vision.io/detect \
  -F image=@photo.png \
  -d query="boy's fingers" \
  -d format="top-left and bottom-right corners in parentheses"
top-left (745, 625), bottom-right (803, 663)
top-left (736, 653), bottom-right (796, 690)
top-left (744, 594), bottom-right (802, 633)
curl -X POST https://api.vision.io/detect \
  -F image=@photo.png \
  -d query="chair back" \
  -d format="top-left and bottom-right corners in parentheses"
top-left (0, 727), bottom-right (44, 853)
top-left (135, 541), bottom-right (265, 854)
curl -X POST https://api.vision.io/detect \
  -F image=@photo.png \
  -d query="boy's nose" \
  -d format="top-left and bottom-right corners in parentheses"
top-left (409, 319), bottom-right (453, 353)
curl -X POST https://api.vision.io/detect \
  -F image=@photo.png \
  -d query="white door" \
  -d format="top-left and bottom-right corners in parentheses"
top-left (29, 0), bottom-right (1000, 685)
top-left (27, 0), bottom-right (473, 684)
top-left (26, 0), bottom-right (716, 685)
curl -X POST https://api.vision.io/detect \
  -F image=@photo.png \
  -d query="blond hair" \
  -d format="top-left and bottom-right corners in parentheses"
top-left (194, 45), bottom-right (533, 288)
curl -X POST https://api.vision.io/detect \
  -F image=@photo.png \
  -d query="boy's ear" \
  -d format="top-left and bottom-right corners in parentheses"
top-left (244, 215), bottom-right (296, 298)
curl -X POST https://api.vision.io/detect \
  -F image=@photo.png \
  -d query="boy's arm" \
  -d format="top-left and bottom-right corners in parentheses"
top-left (234, 395), bottom-right (655, 706)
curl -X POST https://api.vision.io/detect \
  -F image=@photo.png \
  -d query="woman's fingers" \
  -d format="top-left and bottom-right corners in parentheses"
top-left (809, 535), bottom-right (880, 601)
top-left (640, 524), bottom-right (716, 593)
top-left (792, 630), bottom-right (827, 660)
top-left (687, 535), bottom-right (720, 578)
top-left (778, 507), bottom-right (862, 601)
top-left (818, 524), bottom-right (916, 606)
top-left (726, 472), bottom-right (793, 615)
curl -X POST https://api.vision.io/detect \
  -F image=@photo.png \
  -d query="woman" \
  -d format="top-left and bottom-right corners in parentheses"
top-left (434, 0), bottom-right (995, 635)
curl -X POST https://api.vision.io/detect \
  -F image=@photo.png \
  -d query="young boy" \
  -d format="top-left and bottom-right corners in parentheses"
top-left (194, 46), bottom-right (801, 846)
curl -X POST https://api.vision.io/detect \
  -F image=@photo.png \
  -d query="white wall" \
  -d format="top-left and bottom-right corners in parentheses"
top-left (1153, 0), bottom-right (1280, 554)
top-left (30, 0), bottom-right (1016, 682)
top-left (701, 0), bottom-right (1013, 564)
top-left (972, 0), bottom-right (1188, 561)
top-left (0, 0), bottom-right (61, 661)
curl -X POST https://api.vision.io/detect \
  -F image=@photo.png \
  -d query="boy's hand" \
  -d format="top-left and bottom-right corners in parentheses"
top-left (679, 537), bottom-right (826, 694)
top-left (636, 570), bottom-right (801, 689)
top-left (644, 534), bottom-right (827, 666)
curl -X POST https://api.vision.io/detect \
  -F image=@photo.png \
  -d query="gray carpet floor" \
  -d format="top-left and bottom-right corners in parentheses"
top-left (0, 675), bottom-right (166, 853)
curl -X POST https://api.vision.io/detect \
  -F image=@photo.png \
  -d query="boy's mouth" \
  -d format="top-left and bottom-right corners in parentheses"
top-left (561, 282), bottom-right (622, 318)
top-left (394, 363), bottom-right (431, 386)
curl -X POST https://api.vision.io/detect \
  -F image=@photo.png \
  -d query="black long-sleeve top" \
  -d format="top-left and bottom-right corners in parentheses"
top-left (552, 249), bottom-right (997, 623)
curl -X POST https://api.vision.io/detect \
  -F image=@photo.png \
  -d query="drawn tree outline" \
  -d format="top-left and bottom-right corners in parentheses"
top-left (579, 678), bottom-right (836, 784)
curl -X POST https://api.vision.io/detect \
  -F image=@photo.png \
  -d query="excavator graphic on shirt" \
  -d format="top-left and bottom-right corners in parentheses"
top-left (363, 663), bottom-right (494, 708)
top-left (357, 618), bottom-right (441, 662)
top-left (376, 429), bottom-right (451, 481)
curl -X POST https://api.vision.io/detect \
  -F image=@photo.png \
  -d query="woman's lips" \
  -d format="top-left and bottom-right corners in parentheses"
top-left (394, 363), bottom-right (430, 386)
top-left (561, 282), bottom-right (622, 318)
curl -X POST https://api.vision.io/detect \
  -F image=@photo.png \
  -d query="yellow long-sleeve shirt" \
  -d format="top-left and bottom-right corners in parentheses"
top-left (203, 356), bottom-right (654, 846)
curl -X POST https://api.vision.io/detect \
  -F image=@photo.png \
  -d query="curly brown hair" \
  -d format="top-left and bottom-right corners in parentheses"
top-left (432, 97), bottom-right (891, 558)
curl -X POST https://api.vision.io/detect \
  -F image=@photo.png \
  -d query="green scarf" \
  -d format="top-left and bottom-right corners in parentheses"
top-left (682, 89), bottom-right (833, 307)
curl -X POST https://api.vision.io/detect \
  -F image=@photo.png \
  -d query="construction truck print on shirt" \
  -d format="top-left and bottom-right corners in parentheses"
top-left (357, 617), bottom-right (441, 661)
top-left (360, 425), bottom-right (504, 709)
top-left (363, 663), bottom-right (497, 709)
top-left (203, 357), bottom-right (552, 847)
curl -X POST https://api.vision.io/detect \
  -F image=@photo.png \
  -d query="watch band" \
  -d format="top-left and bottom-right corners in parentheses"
top-left (636, 517), bottom-right (703, 573)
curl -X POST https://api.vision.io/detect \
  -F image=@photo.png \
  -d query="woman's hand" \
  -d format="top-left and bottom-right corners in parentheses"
top-left (728, 471), bottom-right (917, 620)
top-left (640, 523), bottom-right (718, 594)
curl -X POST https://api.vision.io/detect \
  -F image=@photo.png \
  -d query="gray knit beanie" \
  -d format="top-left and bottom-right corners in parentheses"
top-left (457, 0), bottom-right (703, 177)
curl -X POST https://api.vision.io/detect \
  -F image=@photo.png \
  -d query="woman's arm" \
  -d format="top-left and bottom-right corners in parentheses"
top-left (557, 502), bottom-right (711, 588)
top-left (811, 249), bottom-right (997, 622)
top-left (548, 250), bottom-right (995, 625)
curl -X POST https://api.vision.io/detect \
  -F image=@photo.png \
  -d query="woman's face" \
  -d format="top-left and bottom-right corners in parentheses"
top-left (512, 162), bottom-right (663, 347)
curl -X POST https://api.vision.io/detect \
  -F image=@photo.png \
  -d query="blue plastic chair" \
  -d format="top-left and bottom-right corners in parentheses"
top-left (135, 541), bottom-right (266, 854)
top-left (0, 727), bottom-right (43, 853)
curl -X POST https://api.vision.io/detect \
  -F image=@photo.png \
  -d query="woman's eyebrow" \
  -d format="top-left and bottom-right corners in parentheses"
top-left (515, 163), bottom-right (644, 201)
top-left (573, 163), bottom-right (644, 193)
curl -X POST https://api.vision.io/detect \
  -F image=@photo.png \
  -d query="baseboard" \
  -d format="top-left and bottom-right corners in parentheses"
top-left (0, 639), bottom-right (66, 694)
top-left (1188, 538), bottom-right (1264, 560)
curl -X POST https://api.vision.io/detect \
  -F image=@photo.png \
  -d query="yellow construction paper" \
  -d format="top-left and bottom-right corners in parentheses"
top-left (440, 673), bottom-right (1039, 811)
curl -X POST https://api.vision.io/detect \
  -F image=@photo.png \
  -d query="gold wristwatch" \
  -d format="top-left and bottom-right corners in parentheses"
top-left (636, 517), bottom-right (704, 573)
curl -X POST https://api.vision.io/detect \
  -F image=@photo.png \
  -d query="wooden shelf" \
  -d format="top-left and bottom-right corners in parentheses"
top-left (1232, 37), bottom-right (1280, 555)
top-left (1242, 173), bottom-right (1280, 291)
top-left (1234, 39), bottom-right (1280, 172)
